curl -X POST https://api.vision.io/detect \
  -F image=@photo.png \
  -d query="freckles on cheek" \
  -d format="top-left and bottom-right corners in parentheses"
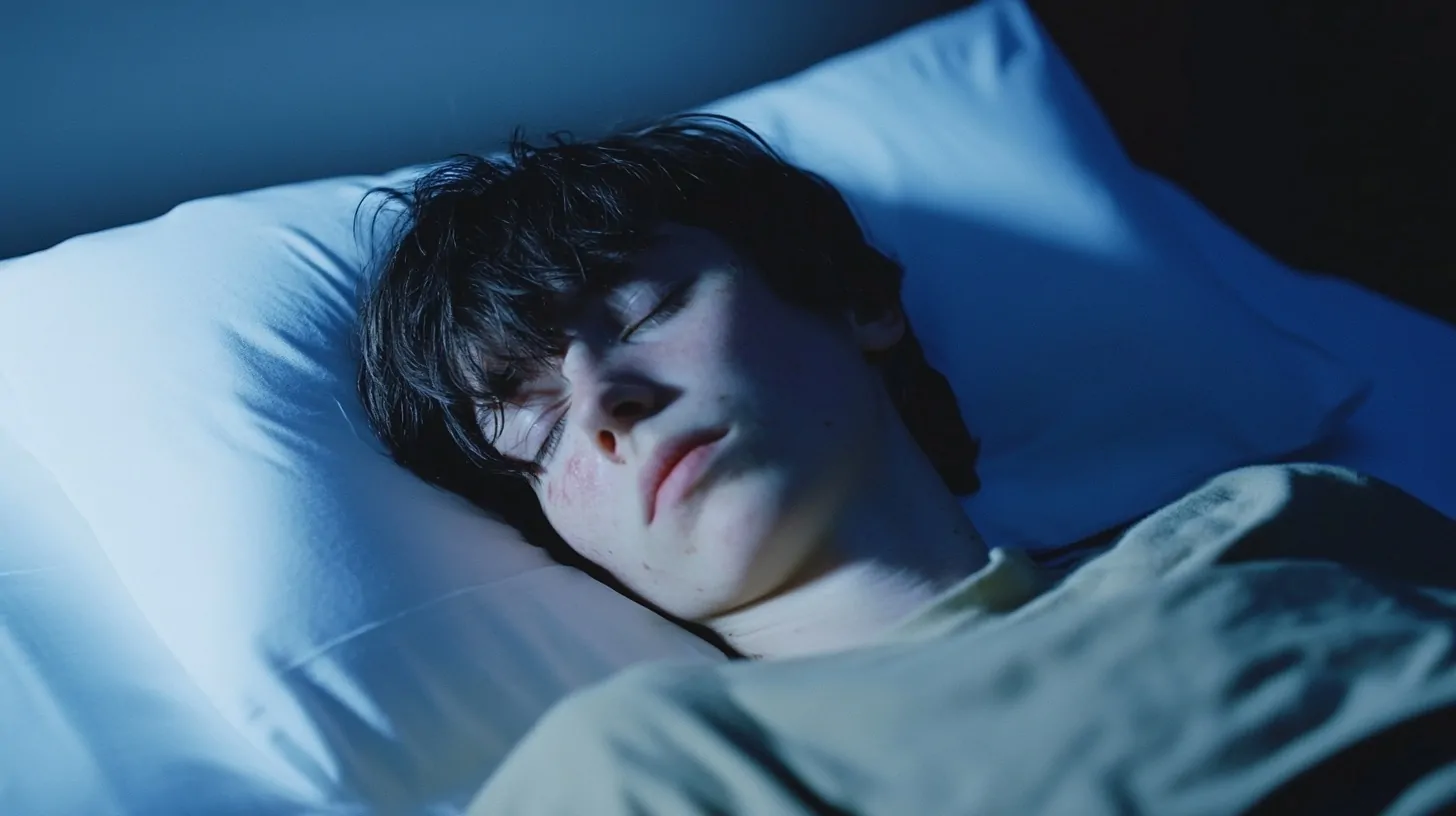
top-left (546, 451), bottom-right (602, 511)
top-left (545, 453), bottom-right (612, 562)
top-left (564, 452), bottom-right (600, 501)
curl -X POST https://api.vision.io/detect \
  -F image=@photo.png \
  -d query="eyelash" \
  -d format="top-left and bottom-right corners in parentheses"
top-left (533, 414), bottom-right (567, 468)
top-left (620, 279), bottom-right (693, 340)
top-left (533, 278), bottom-right (696, 469)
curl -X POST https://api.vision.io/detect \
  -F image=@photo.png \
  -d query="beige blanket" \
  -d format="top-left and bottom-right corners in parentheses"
top-left (471, 465), bottom-right (1456, 815)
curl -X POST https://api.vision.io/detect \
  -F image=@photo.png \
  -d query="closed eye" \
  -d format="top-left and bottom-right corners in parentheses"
top-left (529, 276), bottom-right (695, 470)
top-left (620, 277), bottom-right (695, 340)
top-left (534, 411), bottom-right (567, 468)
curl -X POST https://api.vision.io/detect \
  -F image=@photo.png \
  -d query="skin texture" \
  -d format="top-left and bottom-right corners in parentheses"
top-left (492, 224), bottom-right (988, 658)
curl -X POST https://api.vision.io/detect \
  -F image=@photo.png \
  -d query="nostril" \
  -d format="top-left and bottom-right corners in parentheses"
top-left (597, 429), bottom-right (617, 455)
top-left (611, 400), bottom-right (649, 421)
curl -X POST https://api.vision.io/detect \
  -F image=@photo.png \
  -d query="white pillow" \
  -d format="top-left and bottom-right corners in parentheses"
top-left (0, 426), bottom-right (313, 814)
top-left (705, 4), bottom-right (1368, 549)
top-left (0, 168), bottom-right (726, 811)
top-left (0, 0), bottom-right (1366, 809)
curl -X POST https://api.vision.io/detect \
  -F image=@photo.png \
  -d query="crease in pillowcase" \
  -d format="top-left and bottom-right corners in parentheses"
top-left (275, 568), bottom-right (624, 674)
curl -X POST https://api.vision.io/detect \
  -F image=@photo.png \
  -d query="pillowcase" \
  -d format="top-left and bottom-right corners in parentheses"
top-left (1140, 172), bottom-right (1456, 523)
top-left (0, 169), bottom-right (727, 812)
top-left (0, 0), bottom-right (1367, 809)
top-left (0, 425), bottom-right (314, 814)
top-left (705, 2), bottom-right (1367, 549)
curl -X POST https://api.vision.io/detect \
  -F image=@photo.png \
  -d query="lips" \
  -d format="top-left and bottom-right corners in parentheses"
top-left (642, 428), bottom-right (729, 524)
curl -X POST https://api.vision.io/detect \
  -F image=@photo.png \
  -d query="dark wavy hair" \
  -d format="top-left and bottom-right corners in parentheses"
top-left (355, 113), bottom-right (979, 558)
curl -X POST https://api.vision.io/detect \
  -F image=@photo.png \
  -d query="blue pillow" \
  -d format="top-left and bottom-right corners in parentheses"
top-left (708, 0), bottom-right (1368, 549)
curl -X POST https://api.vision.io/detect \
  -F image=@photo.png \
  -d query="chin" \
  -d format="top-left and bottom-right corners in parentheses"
top-left (680, 476), bottom-right (817, 615)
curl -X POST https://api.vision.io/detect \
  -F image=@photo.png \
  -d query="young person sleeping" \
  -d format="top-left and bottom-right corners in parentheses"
top-left (356, 116), bottom-right (1456, 813)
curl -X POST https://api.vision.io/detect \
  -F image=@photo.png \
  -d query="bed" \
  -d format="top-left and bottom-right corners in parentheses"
top-left (2, 0), bottom-right (1453, 813)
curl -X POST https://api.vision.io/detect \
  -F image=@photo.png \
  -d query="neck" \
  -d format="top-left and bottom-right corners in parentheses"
top-left (708, 561), bottom-right (950, 659)
top-left (708, 412), bottom-right (988, 660)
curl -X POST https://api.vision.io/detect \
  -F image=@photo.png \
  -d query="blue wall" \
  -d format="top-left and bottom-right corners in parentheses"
top-left (1, 0), bottom-right (965, 261)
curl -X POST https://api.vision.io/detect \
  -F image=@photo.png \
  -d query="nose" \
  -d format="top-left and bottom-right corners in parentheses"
top-left (591, 380), bottom-right (665, 457)
top-left (564, 344), bottom-right (671, 460)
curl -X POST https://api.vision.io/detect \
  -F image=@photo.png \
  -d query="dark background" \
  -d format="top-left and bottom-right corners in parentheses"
top-left (1029, 0), bottom-right (1455, 326)
top-left (6, 0), bottom-right (1452, 326)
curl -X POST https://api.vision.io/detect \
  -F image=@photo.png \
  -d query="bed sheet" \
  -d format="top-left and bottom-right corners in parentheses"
top-left (1148, 175), bottom-right (1456, 522)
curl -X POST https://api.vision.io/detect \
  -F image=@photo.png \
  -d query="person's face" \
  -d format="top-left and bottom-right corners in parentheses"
top-left (490, 225), bottom-right (903, 621)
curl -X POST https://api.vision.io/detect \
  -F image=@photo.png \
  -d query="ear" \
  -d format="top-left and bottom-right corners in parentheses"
top-left (847, 303), bottom-right (905, 354)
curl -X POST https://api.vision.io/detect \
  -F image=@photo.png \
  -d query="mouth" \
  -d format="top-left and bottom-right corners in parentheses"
top-left (643, 427), bottom-right (730, 524)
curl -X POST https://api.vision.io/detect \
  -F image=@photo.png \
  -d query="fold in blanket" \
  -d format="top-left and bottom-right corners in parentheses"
top-left (471, 465), bottom-right (1456, 815)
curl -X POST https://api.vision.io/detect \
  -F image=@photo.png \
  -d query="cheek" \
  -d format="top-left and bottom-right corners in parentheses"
top-left (729, 316), bottom-right (857, 422)
top-left (544, 449), bottom-right (600, 507)
top-left (542, 448), bottom-right (626, 564)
